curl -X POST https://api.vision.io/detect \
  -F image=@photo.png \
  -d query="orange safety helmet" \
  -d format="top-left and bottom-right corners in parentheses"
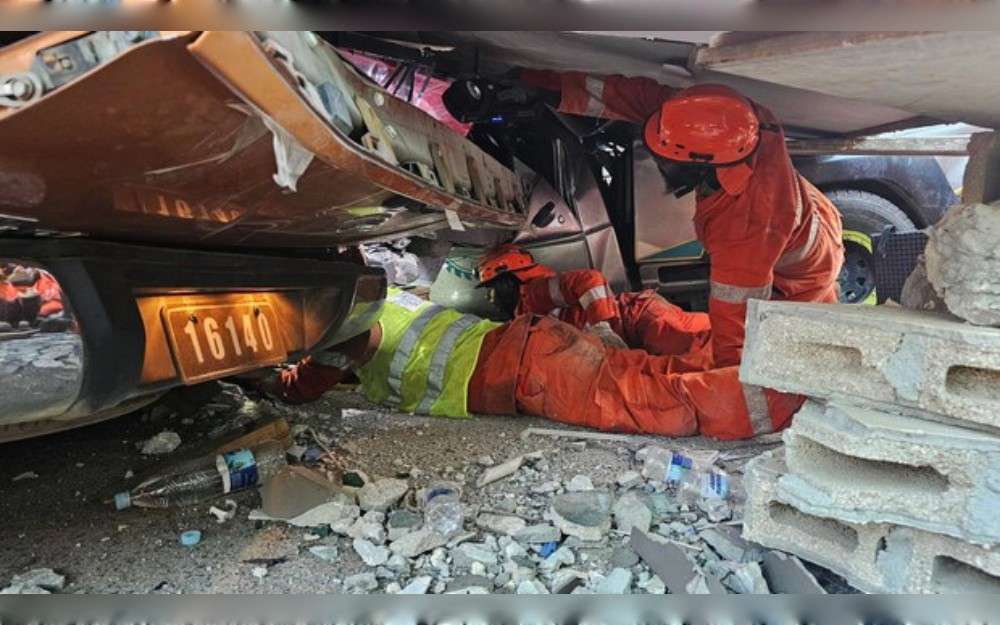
top-left (478, 244), bottom-right (553, 286)
top-left (644, 84), bottom-right (761, 195)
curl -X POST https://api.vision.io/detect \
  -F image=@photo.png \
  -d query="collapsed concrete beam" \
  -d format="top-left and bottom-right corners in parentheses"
top-left (740, 300), bottom-right (1000, 432)
top-left (743, 450), bottom-right (1000, 594)
top-left (781, 401), bottom-right (1000, 546)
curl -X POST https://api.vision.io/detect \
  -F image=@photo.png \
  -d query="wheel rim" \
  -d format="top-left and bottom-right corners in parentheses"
top-left (838, 230), bottom-right (878, 305)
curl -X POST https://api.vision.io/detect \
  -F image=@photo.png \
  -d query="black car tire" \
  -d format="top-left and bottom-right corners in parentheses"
top-left (824, 189), bottom-right (916, 305)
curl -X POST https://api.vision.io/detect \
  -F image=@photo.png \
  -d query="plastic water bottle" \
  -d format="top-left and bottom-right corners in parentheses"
top-left (114, 440), bottom-right (287, 509)
top-left (423, 481), bottom-right (464, 536)
top-left (639, 447), bottom-right (730, 501)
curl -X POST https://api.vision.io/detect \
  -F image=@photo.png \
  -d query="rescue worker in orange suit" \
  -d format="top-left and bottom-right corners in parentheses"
top-left (512, 73), bottom-right (845, 369)
top-left (259, 289), bottom-right (799, 440)
top-left (477, 243), bottom-right (711, 365)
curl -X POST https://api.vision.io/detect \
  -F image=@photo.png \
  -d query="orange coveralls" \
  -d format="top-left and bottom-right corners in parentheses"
top-left (277, 314), bottom-right (798, 440)
top-left (521, 70), bottom-right (845, 368)
top-left (518, 267), bottom-right (710, 359)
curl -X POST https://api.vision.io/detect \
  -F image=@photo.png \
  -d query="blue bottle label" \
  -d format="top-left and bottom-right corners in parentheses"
top-left (217, 449), bottom-right (259, 494)
top-left (665, 453), bottom-right (693, 483)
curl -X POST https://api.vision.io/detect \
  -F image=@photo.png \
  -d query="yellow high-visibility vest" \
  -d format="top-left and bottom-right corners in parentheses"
top-left (356, 289), bottom-right (499, 417)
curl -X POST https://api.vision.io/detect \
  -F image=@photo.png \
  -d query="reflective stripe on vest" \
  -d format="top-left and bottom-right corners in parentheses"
top-left (742, 383), bottom-right (774, 436)
top-left (416, 314), bottom-right (482, 414)
top-left (357, 289), bottom-right (499, 417)
top-left (710, 281), bottom-right (773, 304)
top-left (386, 303), bottom-right (444, 406)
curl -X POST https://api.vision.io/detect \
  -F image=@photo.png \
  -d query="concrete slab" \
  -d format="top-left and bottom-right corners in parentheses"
top-left (743, 450), bottom-right (1000, 593)
top-left (781, 401), bottom-right (1000, 546)
top-left (740, 299), bottom-right (1000, 432)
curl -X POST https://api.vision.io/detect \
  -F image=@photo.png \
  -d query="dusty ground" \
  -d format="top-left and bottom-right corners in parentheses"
top-left (0, 383), bottom-right (846, 594)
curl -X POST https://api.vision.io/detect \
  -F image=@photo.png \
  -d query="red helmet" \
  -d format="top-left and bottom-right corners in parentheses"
top-left (644, 84), bottom-right (760, 194)
top-left (478, 244), bottom-right (553, 286)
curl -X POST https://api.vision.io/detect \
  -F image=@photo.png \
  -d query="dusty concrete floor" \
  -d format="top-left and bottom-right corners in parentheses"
top-left (0, 383), bottom-right (838, 594)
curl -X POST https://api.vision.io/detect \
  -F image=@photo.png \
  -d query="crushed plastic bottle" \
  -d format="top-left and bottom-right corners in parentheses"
top-left (423, 481), bottom-right (464, 536)
top-left (638, 446), bottom-right (730, 502)
top-left (114, 440), bottom-right (287, 510)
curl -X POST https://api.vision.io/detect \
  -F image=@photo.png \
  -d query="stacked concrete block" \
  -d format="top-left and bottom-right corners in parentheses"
top-left (743, 451), bottom-right (1000, 594)
top-left (740, 299), bottom-right (1000, 433)
top-left (780, 400), bottom-right (1000, 546)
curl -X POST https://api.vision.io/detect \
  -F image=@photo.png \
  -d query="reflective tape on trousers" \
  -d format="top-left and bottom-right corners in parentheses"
top-left (579, 284), bottom-right (611, 310)
top-left (386, 304), bottom-right (444, 405)
top-left (742, 383), bottom-right (774, 436)
top-left (416, 314), bottom-right (481, 414)
top-left (710, 281), bottom-right (773, 304)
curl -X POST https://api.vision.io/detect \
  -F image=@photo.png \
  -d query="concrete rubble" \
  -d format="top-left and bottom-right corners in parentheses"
top-left (743, 450), bottom-right (1000, 593)
top-left (926, 201), bottom-right (1000, 327)
top-left (741, 299), bottom-right (1000, 432)
top-left (740, 296), bottom-right (1000, 594)
top-left (781, 400), bottom-right (1000, 545)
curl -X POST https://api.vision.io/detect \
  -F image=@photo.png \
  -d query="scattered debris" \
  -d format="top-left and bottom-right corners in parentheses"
top-left (208, 499), bottom-right (238, 524)
top-left (11, 471), bottom-right (38, 482)
top-left (477, 455), bottom-right (524, 487)
top-left (251, 566), bottom-right (269, 582)
top-left (613, 492), bottom-right (652, 534)
top-left (353, 538), bottom-right (390, 567)
top-left (140, 431), bottom-right (181, 455)
top-left (307, 545), bottom-right (339, 563)
top-left (358, 478), bottom-right (409, 512)
top-left (520, 427), bottom-right (661, 445)
top-left (548, 492), bottom-right (611, 542)
top-left (398, 575), bottom-right (433, 594)
top-left (476, 513), bottom-right (527, 536)
top-left (759, 551), bottom-right (826, 594)
top-left (343, 572), bottom-right (378, 594)
top-left (629, 527), bottom-right (727, 595)
top-left (595, 567), bottom-right (633, 594)
top-left (513, 523), bottom-right (561, 544)
top-left (179, 530), bottom-right (202, 547)
top-left (390, 528), bottom-right (448, 558)
top-left (1, 568), bottom-right (65, 594)
top-left (723, 561), bottom-right (770, 594)
top-left (566, 474), bottom-right (594, 492)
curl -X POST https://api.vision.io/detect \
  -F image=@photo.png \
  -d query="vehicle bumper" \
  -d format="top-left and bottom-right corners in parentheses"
top-left (0, 239), bottom-right (384, 440)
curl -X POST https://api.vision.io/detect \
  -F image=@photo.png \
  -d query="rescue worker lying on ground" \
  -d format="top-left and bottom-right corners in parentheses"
top-left (485, 74), bottom-right (845, 369)
top-left (478, 243), bottom-right (711, 366)
top-left (261, 289), bottom-right (802, 440)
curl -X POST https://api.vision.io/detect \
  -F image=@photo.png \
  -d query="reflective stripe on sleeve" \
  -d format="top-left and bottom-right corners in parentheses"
top-left (579, 284), bottom-right (612, 310)
top-left (386, 304), bottom-right (444, 405)
top-left (548, 277), bottom-right (567, 307)
top-left (742, 383), bottom-right (774, 436)
top-left (775, 212), bottom-right (820, 270)
top-left (710, 281), bottom-right (772, 304)
top-left (416, 314), bottom-right (481, 414)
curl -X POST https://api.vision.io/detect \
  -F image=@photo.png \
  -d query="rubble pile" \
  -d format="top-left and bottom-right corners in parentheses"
top-left (741, 299), bottom-right (1000, 594)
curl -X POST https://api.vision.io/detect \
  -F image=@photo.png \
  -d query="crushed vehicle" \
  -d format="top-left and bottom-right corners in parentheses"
top-left (0, 30), bottom-right (972, 440)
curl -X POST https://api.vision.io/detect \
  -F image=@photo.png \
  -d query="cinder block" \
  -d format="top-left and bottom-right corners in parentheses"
top-left (740, 299), bottom-right (1000, 432)
top-left (781, 401), bottom-right (1000, 546)
top-left (743, 450), bottom-right (1000, 593)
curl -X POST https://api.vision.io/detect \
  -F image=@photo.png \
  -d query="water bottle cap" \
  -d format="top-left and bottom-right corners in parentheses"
top-left (179, 530), bottom-right (202, 547)
top-left (113, 491), bottom-right (131, 510)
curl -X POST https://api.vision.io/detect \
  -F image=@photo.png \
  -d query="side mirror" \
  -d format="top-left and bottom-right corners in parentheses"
top-left (531, 201), bottom-right (557, 229)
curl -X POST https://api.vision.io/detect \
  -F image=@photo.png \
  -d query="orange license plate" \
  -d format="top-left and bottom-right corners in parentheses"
top-left (162, 301), bottom-right (286, 383)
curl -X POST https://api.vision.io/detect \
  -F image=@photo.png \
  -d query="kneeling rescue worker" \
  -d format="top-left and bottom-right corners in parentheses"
top-left (509, 72), bottom-right (845, 369)
top-left (477, 243), bottom-right (711, 364)
top-left (262, 289), bottom-right (802, 440)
